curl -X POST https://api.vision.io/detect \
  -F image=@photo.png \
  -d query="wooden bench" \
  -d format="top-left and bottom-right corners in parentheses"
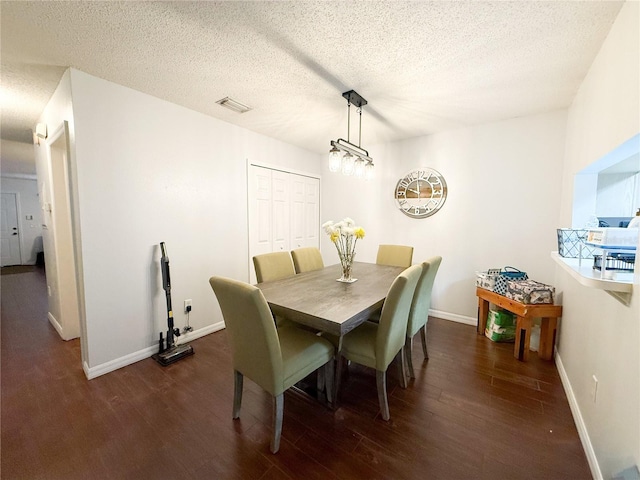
top-left (476, 287), bottom-right (562, 361)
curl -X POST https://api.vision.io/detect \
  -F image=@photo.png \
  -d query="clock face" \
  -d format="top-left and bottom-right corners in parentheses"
top-left (394, 168), bottom-right (448, 218)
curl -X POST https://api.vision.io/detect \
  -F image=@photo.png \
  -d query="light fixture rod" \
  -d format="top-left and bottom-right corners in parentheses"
top-left (358, 107), bottom-right (362, 147)
top-left (347, 102), bottom-right (351, 143)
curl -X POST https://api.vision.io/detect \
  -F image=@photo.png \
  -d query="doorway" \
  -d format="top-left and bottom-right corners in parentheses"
top-left (42, 122), bottom-right (82, 341)
top-left (1, 193), bottom-right (22, 266)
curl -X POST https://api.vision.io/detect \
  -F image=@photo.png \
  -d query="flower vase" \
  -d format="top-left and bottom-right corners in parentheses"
top-left (337, 255), bottom-right (357, 283)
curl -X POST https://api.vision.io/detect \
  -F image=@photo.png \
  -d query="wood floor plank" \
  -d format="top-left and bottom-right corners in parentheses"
top-left (1, 269), bottom-right (591, 479)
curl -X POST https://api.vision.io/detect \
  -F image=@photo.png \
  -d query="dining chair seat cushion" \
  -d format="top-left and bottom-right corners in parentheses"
top-left (340, 321), bottom-right (378, 370)
top-left (278, 326), bottom-right (334, 391)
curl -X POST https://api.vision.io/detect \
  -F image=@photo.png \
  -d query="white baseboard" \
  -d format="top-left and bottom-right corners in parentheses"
top-left (430, 309), bottom-right (476, 326)
top-left (555, 352), bottom-right (602, 480)
top-left (47, 312), bottom-right (63, 337)
top-left (83, 321), bottom-right (225, 380)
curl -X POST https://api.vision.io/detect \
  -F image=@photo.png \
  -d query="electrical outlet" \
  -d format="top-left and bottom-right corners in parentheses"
top-left (591, 375), bottom-right (598, 403)
top-left (184, 299), bottom-right (192, 313)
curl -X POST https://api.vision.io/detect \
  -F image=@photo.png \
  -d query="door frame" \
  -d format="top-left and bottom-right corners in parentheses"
top-left (44, 121), bottom-right (87, 356)
top-left (246, 159), bottom-right (322, 283)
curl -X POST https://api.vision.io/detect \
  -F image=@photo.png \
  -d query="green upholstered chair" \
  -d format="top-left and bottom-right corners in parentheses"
top-left (291, 247), bottom-right (324, 274)
top-left (253, 252), bottom-right (296, 283)
top-left (335, 264), bottom-right (422, 420)
top-left (253, 252), bottom-right (297, 328)
top-left (376, 244), bottom-right (414, 268)
top-left (405, 256), bottom-right (442, 378)
top-left (209, 276), bottom-right (334, 453)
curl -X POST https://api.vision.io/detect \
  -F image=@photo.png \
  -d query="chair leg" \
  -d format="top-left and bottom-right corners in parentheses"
top-left (420, 323), bottom-right (429, 359)
top-left (324, 358), bottom-right (334, 404)
top-left (334, 354), bottom-right (344, 405)
top-left (233, 370), bottom-right (243, 419)
top-left (397, 348), bottom-right (408, 389)
top-left (271, 394), bottom-right (284, 453)
top-left (404, 335), bottom-right (415, 379)
top-left (317, 367), bottom-right (325, 393)
top-left (376, 370), bottom-right (390, 421)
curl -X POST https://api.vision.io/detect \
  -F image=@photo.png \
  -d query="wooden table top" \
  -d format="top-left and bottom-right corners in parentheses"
top-left (257, 262), bottom-right (405, 336)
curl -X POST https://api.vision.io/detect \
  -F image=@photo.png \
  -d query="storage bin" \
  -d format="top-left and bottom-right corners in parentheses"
top-left (557, 229), bottom-right (596, 258)
top-left (475, 269), bottom-right (500, 291)
top-left (505, 279), bottom-right (555, 304)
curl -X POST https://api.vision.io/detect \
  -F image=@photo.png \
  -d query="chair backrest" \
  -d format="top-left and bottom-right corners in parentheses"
top-left (376, 264), bottom-right (422, 370)
top-left (209, 276), bottom-right (283, 395)
top-left (407, 256), bottom-right (442, 338)
top-left (253, 251), bottom-right (296, 283)
top-left (291, 247), bottom-right (324, 274)
top-left (376, 244), bottom-right (414, 268)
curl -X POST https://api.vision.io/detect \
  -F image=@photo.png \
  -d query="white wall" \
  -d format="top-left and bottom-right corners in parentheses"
top-left (596, 172), bottom-right (639, 218)
top-left (0, 175), bottom-right (43, 264)
top-left (0, 139), bottom-right (37, 176)
top-left (322, 111), bottom-right (567, 321)
top-left (556, 2), bottom-right (639, 478)
top-left (67, 69), bottom-right (321, 373)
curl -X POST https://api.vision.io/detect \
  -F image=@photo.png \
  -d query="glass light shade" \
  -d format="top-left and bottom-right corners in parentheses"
top-left (353, 157), bottom-right (365, 178)
top-left (341, 152), bottom-right (355, 176)
top-left (364, 161), bottom-right (374, 181)
top-left (328, 146), bottom-right (342, 172)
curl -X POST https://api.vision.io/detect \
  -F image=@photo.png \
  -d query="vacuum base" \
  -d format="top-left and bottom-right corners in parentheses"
top-left (152, 344), bottom-right (194, 366)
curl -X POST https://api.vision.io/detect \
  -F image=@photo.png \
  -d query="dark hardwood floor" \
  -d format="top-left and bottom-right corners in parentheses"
top-left (1, 268), bottom-right (592, 479)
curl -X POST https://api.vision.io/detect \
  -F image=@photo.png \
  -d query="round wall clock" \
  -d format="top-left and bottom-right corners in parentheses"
top-left (394, 168), bottom-right (448, 218)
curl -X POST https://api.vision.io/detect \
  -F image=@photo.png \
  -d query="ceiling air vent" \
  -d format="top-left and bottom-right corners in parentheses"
top-left (215, 97), bottom-right (252, 113)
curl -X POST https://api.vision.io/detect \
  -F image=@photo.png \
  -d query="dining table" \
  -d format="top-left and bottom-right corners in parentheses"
top-left (256, 261), bottom-right (405, 346)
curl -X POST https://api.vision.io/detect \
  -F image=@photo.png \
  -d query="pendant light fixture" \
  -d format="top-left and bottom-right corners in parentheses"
top-left (329, 90), bottom-right (374, 180)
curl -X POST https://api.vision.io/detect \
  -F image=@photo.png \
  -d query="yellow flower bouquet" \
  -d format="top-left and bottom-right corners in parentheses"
top-left (322, 217), bottom-right (365, 283)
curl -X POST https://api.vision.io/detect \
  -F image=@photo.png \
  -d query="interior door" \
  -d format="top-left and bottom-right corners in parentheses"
top-left (271, 170), bottom-right (290, 253)
top-left (290, 175), bottom-right (305, 250)
top-left (1, 193), bottom-right (22, 266)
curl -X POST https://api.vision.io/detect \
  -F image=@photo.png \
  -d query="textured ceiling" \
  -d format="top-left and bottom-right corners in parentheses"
top-left (0, 1), bottom-right (624, 162)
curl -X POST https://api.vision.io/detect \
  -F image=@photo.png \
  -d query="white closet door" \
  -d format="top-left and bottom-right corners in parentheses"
top-left (290, 175), bottom-right (306, 250)
top-left (271, 170), bottom-right (290, 253)
top-left (249, 165), bottom-right (273, 255)
top-left (248, 164), bottom-right (319, 283)
top-left (304, 176), bottom-right (320, 248)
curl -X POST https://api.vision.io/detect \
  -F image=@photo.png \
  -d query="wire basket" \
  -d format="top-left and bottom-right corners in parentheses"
top-left (593, 253), bottom-right (636, 272)
top-left (557, 229), bottom-right (596, 258)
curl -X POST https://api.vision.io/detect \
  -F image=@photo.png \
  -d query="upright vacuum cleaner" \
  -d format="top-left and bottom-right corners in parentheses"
top-left (152, 242), bottom-right (194, 366)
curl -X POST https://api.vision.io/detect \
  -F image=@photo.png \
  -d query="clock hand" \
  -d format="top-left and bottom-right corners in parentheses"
top-left (407, 188), bottom-right (420, 195)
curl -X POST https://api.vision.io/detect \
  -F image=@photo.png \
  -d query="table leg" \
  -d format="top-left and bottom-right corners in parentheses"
top-left (514, 316), bottom-right (532, 361)
top-left (538, 317), bottom-right (558, 361)
top-left (477, 297), bottom-right (489, 335)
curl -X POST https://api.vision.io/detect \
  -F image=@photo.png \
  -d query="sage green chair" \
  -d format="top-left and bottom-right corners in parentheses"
top-left (209, 276), bottom-right (334, 453)
top-left (405, 256), bottom-right (442, 378)
top-left (335, 264), bottom-right (422, 420)
top-left (376, 244), bottom-right (414, 268)
top-left (291, 247), bottom-right (324, 274)
top-left (253, 251), bottom-right (296, 283)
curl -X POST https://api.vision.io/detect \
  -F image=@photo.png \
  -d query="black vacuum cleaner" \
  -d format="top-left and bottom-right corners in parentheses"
top-left (152, 242), bottom-right (194, 366)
